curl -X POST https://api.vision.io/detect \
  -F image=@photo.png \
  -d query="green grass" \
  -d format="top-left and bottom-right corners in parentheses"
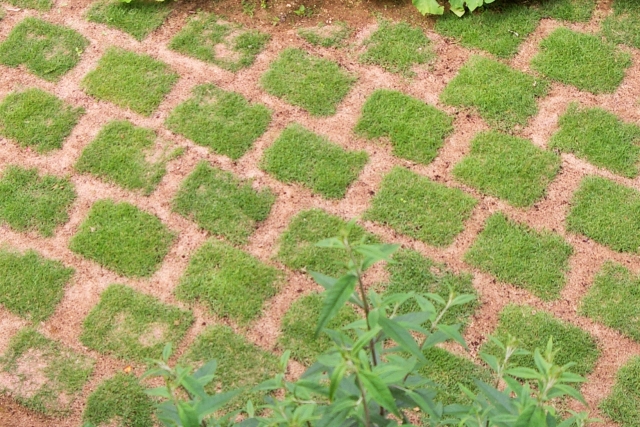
top-left (434, 3), bottom-right (541, 58)
top-left (177, 239), bottom-right (282, 324)
top-left (482, 305), bottom-right (599, 377)
top-left (530, 0), bottom-right (596, 22)
top-left (166, 84), bottom-right (271, 159)
top-left (279, 293), bottom-right (358, 365)
top-left (169, 12), bottom-right (270, 71)
top-left (531, 28), bottom-right (631, 94)
top-left (261, 124), bottom-right (368, 199)
top-left (580, 262), bottom-right (640, 343)
top-left (80, 284), bottom-right (194, 362)
top-left (0, 328), bottom-right (93, 415)
top-left (69, 200), bottom-right (175, 277)
top-left (82, 47), bottom-right (178, 116)
top-left (0, 18), bottom-right (88, 81)
top-left (83, 373), bottom-right (154, 427)
top-left (384, 249), bottom-right (478, 327)
top-left (603, 0), bottom-right (640, 49)
top-left (3, 0), bottom-right (52, 11)
top-left (441, 55), bottom-right (547, 130)
top-left (360, 20), bottom-right (434, 75)
top-left (0, 166), bottom-right (76, 236)
top-left (354, 89), bottom-right (453, 164)
top-left (261, 48), bottom-right (356, 116)
top-left (453, 131), bottom-right (560, 207)
top-left (567, 177), bottom-right (640, 253)
top-left (0, 247), bottom-right (73, 322)
top-left (465, 213), bottom-right (572, 300)
top-left (365, 167), bottom-right (477, 247)
top-left (550, 103), bottom-right (640, 178)
top-left (277, 209), bottom-right (378, 277)
top-left (172, 161), bottom-right (274, 244)
top-left (86, 0), bottom-right (171, 41)
top-left (0, 88), bottom-right (84, 153)
top-left (298, 21), bottom-right (351, 47)
top-left (75, 120), bottom-right (171, 195)
top-left (600, 356), bottom-right (640, 427)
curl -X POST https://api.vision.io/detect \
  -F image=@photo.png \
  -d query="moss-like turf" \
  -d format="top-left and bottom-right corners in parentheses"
top-left (603, 0), bottom-right (640, 49)
top-left (261, 124), bottom-right (368, 199)
top-left (600, 356), bottom-right (640, 427)
top-left (86, 0), bottom-right (171, 41)
top-left (355, 89), bottom-right (453, 164)
top-left (365, 167), bottom-right (477, 247)
top-left (172, 161), bottom-right (274, 244)
top-left (3, 0), bottom-right (52, 11)
top-left (82, 47), bottom-right (178, 116)
top-left (166, 84), bottom-right (271, 159)
top-left (298, 21), bottom-right (350, 47)
top-left (80, 284), bottom-right (194, 362)
top-left (69, 200), bottom-right (175, 277)
top-left (261, 48), bottom-right (356, 116)
top-left (0, 88), bottom-right (84, 153)
top-left (0, 17), bottom-right (88, 81)
top-left (0, 165), bottom-right (76, 237)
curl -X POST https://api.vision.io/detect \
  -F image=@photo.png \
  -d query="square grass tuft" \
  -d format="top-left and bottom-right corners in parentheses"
top-left (453, 131), bottom-right (560, 207)
top-left (0, 88), bottom-right (84, 153)
top-left (298, 21), bottom-right (351, 47)
top-left (600, 356), bottom-right (640, 427)
top-left (530, 0), bottom-right (596, 22)
top-left (355, 89), bottom-right (453, 165)
top-left (69, 199), bottom-right (175, 277)
top-left (261, 124), bottom-right (368, 199)
top-left (0, 328), bottom-right (94, 415)
top-left (550, 103), bottom-right (640, 178)
top-left (567, 177), bottom-right (640, 253)
top-left (172, 161), bottom-right (274, 244)
top-left (603, 0), bottom-right (640, 49)
top-left (3, 0), bottom-right (52, 11)
top-left (86, 0), bottom-right (171, 41)
top-left (0, 247), bottom-right (73, 322)
top-left (75, 120), bottom-right (171, 195)
top-left (169, 12), bottom-right (270, 71)
top-left (441, 55), bottom-right (547, 130)
top-left (80, 284), bottom-right (194, 361)
top-left (165, 84), bottom-right (271, 159)
top-left (465, 213), bottom-right (572, 300)
top-left (177, 239), bottom-right (282, 324)
top-left (261, 48), bottom-right (356, 116)
top-left (0, 165), bottom-right (76, 237)
top-left (82, 47), bottom-right (178, 116)
top-left (0, 18), bottom-right (88, 81)
top-left (365, 167), bottom-right (477, 247)
top-left (531, 28), bottom-right (631, 94)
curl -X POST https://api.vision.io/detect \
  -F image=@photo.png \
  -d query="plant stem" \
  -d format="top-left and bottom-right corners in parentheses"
top-left (356, 374), bottom-right (372, 427)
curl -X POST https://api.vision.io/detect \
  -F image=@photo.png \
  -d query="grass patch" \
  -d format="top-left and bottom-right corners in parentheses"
top-left (453, 131), bottom-right (560, 207)
top-left (531, 28), bottom-right (631, 94)
top-left (0, 17), bottom-right (88, 81)
top-left (0, 88), bottom-right (84, 153)
top-left (0, 247), bottom-right (73, 322)
top-left (434, 3), bottom-right (541, 58)
top-left (261, 124), bottom-right (368, 199)
top-left (261, 48), bottom-right (356, 116)
top-left (75, 120), bottom-right (172, 195)
top-left (277, 209), bottom-right (378, 277)
top-left (603, 0), bottom-right (640, 49)
top-left (355, 89), bottom-right (453, 164)
top-left (580, 262), bottom-right (640, 343)
top-left (80, 284), bottom-right (194, 362)
top-left (86, 0), bottom-right (171, 41)
top-left (567, 177), bottom-right (640, 253)
top-left (360, 20), bottom-right (434, 75)
top-left (600, 356), bottom-right (640, 427)
top-left (169, 12), bottom-right (270, 71)
top-left (550, 103), bottom-right (640, 178)
top-left (3, 0), bottom-right (52, 11)
top-left (441, 55), bottom-right (547, 130)
top-left (482, 305), bottom-right (599, 377)
top-left (172, 161), bottom-right (274, 244)
top-left (365, 167), bottom-right (477, 247)
top-left (83, 373), bottom-right (154, 427)
top-left (165, 84), bottom-right (271, 159)
top-left (530, 0), bottom-right (596, 22)
top-left (279, 293), bottom-right (358, 365)
top-left (177, 239), bottom-right (282, 324)
top-left (298, 21), bottom-right (350, 47)
top-left (465, 213), bottom-right (572, 300)
top-left (82, 47), bottom-right (178, 116)
top-left (69, 200), bottom-right (175, 277)
top-left (0, 328), bottom-right (93, 415)
top-left (0, 166), bottom-right (76, 237)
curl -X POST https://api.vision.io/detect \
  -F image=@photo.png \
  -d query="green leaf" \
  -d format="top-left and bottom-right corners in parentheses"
top-left (355, 243), bottom-right (400, 269)
top-left (505, 367), bottom-right (540, 380)
top-left (378, 316), bottom-right (427, 363)
top-left (145, 386), bottom-right (172, 398)
top-left (329, 363), bottom-right (347, 400)
top-left (359, 369), bottom-right (401, 417)
top-left (315, 237), bottom-right (346, 248)
top-left (412, 0), bottom-right (444, 15)
top-left (162, 342), bottom-right (172, 361)
top-left (177, 401), bottom-right (200, 427)
top-left (193, 360), bottom-right (217, 386)
top-left (436, 324), bottom-right (468, 349)
top-left (315, 273), bottom-right (358, 335)
top-left (197, 390), bottom-right (243, 418)
top-left (451, 293), bottom-right (476, 307)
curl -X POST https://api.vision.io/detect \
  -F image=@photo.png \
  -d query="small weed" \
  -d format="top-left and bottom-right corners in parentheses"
top-left (600, 356), bottom-right (640, 427)
top-left (242, 0), bottom-right (255, 17)
top-left (86, 0), bottom-right (171, 41)
top-left (298, 21), bottom-right (350, 47)
top-left (603, 0), bottom-right (640, 49)
top-left (3, 0), bottom-right (52, 11)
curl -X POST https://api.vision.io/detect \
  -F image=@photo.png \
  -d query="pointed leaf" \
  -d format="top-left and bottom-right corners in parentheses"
top-left (378, 316), bottom-right (426, 363)
top-left (315, 273), bottom-right (358, 335)
top-left (412, 0), bottom-right (444, 15)
top-left (359, 370), bottom-right (401, 417)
